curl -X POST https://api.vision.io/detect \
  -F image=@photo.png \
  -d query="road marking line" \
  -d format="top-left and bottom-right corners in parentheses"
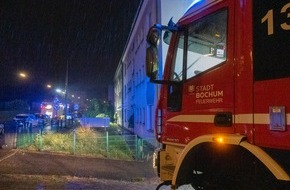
top-left (0, 149), bottom-right (19, 162)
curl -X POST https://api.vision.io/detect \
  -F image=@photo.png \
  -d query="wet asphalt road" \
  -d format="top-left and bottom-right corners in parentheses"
top-left (0, 149), bottom-right (161, 189)
top-left (0, 121), bottom-right (162, 189)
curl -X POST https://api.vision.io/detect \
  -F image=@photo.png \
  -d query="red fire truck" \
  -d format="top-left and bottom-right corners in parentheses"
top-left (40, 101), bottom-right (64, 119)
top-left (146, 0), bottom-right (290, 189)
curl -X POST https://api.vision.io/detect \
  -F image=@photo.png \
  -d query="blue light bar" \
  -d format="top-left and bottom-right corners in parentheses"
top-left (185, 0), bottom-right (203, 12)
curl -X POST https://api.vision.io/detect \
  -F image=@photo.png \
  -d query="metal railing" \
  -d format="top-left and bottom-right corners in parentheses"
top-left (16, 130), bottom-right (155, 161)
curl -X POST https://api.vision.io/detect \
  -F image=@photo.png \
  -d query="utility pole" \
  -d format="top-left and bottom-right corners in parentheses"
top-left (64, 61), bottom-right (69, 128)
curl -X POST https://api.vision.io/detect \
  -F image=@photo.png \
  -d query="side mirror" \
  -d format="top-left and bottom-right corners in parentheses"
top-left (147, 25), bottom-right (162, 47)
top-left (146, 24), bottom-right (176, 84)
top-left (146, 26), bottom-right (162, 81)
top-left (146, 46), bottom-right (158, 80)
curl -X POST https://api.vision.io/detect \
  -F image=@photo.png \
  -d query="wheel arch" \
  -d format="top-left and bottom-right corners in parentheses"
top-left (170, 134), bottom-right (290, 189)
top-left (240, 141), bottom-right (290, 181)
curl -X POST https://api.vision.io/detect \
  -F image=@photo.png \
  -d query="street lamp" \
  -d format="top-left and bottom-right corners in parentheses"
top-left (56, 88), bottom-right (65, 94)
top-left (19, 72), bottom-right (27, 78)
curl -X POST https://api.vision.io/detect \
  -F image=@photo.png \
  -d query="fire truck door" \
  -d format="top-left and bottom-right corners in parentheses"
top-left (167, 8), bottom-right (235, 133)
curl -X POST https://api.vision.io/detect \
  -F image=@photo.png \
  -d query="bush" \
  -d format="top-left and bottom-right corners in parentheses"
top-left (34, 132), bottom-right (74, 153)
top-left (26, 127), bottom-right (133, 160)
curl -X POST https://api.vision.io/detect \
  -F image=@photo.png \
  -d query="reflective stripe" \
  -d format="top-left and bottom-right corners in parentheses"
top-left (167, 113), bottom-right (290, 125)
top-left (167, 115), bottom-right (214, 123)
top-left (254, 114), bottom-right (269, 124)
top-left (234, 114), bottom-right (253, 124)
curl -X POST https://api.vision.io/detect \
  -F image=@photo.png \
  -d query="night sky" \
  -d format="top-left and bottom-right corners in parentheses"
top-left (0, 0), bottom-right (140, 101)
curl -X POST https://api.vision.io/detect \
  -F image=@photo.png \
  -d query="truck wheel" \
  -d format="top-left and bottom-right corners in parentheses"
top-left (179, 143), bottom-right (278, 190)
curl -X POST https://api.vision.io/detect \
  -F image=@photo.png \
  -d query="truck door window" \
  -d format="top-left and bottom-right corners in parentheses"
top-left (186, 9), bottom-right (227, 79)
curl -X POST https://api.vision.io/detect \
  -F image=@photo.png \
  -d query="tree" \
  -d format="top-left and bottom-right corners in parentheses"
top-left (83, 98), bottom-right (100, 117)
top-left (83, 99), bottom-right (114, 121)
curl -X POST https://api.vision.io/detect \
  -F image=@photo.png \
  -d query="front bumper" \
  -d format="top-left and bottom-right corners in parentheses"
top-left (153, 148), bottom-right (161, 176)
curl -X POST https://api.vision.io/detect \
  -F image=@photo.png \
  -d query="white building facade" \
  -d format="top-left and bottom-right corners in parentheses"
top-left (113, 63), bottom-right (123, 126)
top-left (114, 0), bottom-right (193, 141)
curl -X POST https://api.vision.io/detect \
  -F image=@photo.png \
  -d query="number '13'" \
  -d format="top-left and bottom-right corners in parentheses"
top-left (261, 3), bottom-right (290, 35)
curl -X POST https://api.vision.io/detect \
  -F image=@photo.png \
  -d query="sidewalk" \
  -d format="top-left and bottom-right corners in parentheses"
top-left (0, 149), bottom-right (157, 180)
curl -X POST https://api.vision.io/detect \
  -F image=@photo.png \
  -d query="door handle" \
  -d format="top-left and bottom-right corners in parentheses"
top-left (214, 112), bottom-right (232, 127)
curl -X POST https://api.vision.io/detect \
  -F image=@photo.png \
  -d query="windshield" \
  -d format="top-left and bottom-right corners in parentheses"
top-left (163, 31), bottom-right (172, 45)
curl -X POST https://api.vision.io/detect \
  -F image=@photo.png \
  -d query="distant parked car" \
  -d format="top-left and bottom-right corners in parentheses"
top-left (13, 114), bottom-right (38, 127)
top-left (34, 113), bottom-right (50, 125)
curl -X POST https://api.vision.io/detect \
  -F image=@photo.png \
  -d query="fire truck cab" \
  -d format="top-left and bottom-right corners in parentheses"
top-left (146, 0), bottom-right (290, 189)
